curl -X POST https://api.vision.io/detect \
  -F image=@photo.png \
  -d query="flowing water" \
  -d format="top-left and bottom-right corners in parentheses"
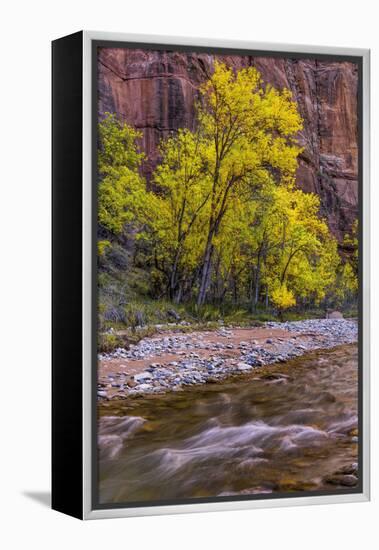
top-left (98, 344), bottom-right (358, 504)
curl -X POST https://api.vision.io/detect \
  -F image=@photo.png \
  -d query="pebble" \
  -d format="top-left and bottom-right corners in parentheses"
top-left (324, 473), bottom-right (358, 487)
top-left (134, 372), bottom-right (152, 383)
top-left (136, 383), bottom-right (154, 392)
top-left (237, 362), bottom-right (253, 372)
top-left (337, 463), bottom-right (358, 475)
top-left (98, 319), bottom-right (358, 399)
top-left (323, 462), bottom-right (359, 487)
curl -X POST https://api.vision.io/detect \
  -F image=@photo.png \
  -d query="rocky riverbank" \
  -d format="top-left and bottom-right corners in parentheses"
top-left (97, 318), bottom-right (358, 400)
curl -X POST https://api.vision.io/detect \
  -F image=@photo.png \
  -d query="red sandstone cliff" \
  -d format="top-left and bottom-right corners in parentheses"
top-left (98, 48), bottom-right (358, 241)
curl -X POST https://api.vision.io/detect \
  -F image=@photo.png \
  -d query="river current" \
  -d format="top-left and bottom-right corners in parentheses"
top-left (98, 344), bottom-right (358, 504)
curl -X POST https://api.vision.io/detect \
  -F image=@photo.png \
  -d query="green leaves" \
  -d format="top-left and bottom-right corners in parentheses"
top-left (98, 113), bottom-right (149, 242)
top-left (98, 112), bottom-right (144, 173)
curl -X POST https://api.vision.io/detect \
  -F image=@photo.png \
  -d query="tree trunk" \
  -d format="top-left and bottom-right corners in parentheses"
top-left (169, 248), bottom-right (182, 301)
top-left (249, 272), bottom-right (254, 306)
top-left (233, 275), bottom-right (238, 305)
top-left (197, 235), bottom-right (214, 306)
top-left (253, 263), bottom-right (261, 311)
top-left (174, 284), bottom-right (183, 304)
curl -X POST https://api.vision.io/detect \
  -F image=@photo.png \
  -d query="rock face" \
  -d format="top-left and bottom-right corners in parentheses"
top-left (98, 48), bottom-right (358, 240)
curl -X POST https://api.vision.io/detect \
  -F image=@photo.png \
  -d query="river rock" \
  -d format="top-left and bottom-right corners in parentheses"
top-left (134, 372), bottom-right (153, 383)
top-left (261, 373), bottom-right (289, 381)
top-left (327, 311), bottom-right (344, 319)
top-left (324, 473), bottom-right (358, 487)
top-left (337, 463), bottom-right (358, 475)
top-left (98, 318), bottom-right (358, 399)
top-left (237, 362), bottom-right (253, 372)
top-left (136, 383), bottom-right (154, 392)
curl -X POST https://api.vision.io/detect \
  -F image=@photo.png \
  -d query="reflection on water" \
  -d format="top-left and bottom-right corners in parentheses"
top-left (98, 344), bottom-right (358, 504)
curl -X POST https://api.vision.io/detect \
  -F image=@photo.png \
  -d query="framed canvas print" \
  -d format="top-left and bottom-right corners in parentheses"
top-left (52, 31), bottom-right (370, 520)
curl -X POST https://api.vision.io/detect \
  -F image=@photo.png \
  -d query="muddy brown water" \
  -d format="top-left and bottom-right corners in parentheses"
top-left (98, 344), bottom-right (358, 504)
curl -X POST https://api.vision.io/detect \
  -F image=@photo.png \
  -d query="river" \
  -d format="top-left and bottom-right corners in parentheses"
top-left (98, 344), bottom-right (358, 504)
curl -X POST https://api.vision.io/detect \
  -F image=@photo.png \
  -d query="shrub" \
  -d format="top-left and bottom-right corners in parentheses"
top-left (98, 332), bottom-right (124, 353)
top-left (103, 306), bottom-right (127, 324)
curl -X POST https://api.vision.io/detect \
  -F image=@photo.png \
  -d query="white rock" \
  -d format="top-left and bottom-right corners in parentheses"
top-left (136, 383), bottom-right (153, 391)
top-left (237, 362), bottom-right (253, 371)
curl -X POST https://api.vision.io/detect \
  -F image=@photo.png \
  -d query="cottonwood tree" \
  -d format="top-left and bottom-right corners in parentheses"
top-left (205, 184), bottom-right (340, 316)
top-left (343, 219), bottom-right (358, 279)
top-left (97, 113), bottom-right (148, 254)
top-left (194, 62), bottom-right (303, 305)
top-left (259, 186), bottom-right (340, 316)
top-left (150, 129), bottom-right (211, 302)
top-left (98, 72), bottom-right (345, 318)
